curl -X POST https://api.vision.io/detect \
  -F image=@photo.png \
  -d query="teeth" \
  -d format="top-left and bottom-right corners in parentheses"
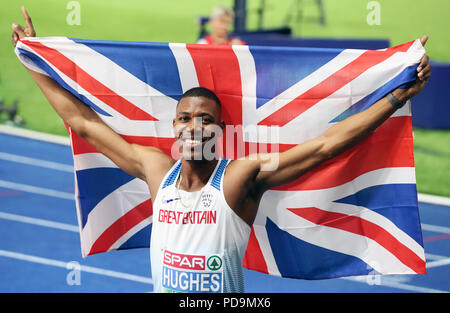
top-left (185, 139), bottom-right (202, 145)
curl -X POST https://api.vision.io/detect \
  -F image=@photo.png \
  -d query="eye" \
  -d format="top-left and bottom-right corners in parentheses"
top-left (202, 118), bottom-right (213, 124)
top-left (178, 116), bottom-right (189, 122)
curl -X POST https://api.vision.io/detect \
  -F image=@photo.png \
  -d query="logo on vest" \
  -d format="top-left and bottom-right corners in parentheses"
top-left (201, 192), bottom-right (213, 208)
top-left (207, 255), bottom-right (222, 271)
top-left (162, 250), bottom-right (223, 293)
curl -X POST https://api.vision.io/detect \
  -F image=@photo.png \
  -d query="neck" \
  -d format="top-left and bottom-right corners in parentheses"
top-left (179, 158), bottom-right (219, 191)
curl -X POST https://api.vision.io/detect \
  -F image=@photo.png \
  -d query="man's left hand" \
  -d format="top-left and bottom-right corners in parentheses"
top-left (394, 35), bottom-right (431, 102)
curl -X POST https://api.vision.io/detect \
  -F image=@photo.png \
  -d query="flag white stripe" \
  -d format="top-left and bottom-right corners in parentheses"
top-left (108, 216), bottom-right (153, 252)
top-left (253, 223), bottom-right (281, 276)
top-left (16, 40), bottom-right (122, 118)
top-left (16, 37), bottom-right (426, 276)
top-left (234, 41), bottom-right (423, 145)
top-left (251, 48), bottom-right (366, 124)
top-left (14, 42), bottom-right (48, 75)
top-left (39, 37), bottom-right (177, 121)
top-left (232, 45), bottom-right (257, 128)
top-left (18, 39), bottom-right (175, 138)
top-left (80, 178), bottom-right (150, 255)
top-left (261, 167), bottom-right (417, 207)
top-left (259, 167), bottom-right (421, 274)
top-left (324, 202), bottom-right (425, 261)
top-left (68, 129), bottom-right (87, 255)
top-left (271, 207), bottom-right (417, 274)
top-left (286, 45), bottom-right (418, 130)
top-left (74, 153), bottom-right (118, 171)
top-left (169, 43), bottom-right (200, 92)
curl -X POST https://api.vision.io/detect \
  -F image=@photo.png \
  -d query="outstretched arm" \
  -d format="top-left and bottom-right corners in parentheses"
top-left (11, 7), bottom-right (174, 196)
top-left (254, 36), bottom-right (431, 191)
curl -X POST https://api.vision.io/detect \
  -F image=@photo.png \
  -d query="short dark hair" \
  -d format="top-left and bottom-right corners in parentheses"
top-left (178, 87), bottom-right (221, 108)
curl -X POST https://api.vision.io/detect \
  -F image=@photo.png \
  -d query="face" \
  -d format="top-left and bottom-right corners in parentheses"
top-left (210, 15), bottom-right (232, 38)
top-left (173, 96), bottom-right (224, 161)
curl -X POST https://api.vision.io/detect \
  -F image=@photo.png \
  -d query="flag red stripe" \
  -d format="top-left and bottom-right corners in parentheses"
top-left (71, 115), bottom-right (413, 190)
top-left (243, 227), bottom-right (269, 274)
top-left (272, 116), bottom-right (414, 191)
top-left (70, 129), bottom-right (175, 156)
top-left (289, 207), bottom-right (426, 274)
top-left (186, 44), bottom-right (244, 159)
top-left (258, 41), bottom-right (415, 127)
top-left (21, 39), bottom-right (158, 121)
top-left (89, 199), bottom-right (153, 255)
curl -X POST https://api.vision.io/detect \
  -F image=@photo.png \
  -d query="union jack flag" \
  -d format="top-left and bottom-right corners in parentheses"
top-left (15, 37), bottom-right (427, 279)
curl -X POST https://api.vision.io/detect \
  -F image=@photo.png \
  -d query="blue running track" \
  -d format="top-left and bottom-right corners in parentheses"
top-left (0, 130), bottom-right (449, 293)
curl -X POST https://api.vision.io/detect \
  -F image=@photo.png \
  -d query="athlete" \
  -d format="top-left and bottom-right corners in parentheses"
top-left (197, 6), bottom-right (246, 45)
top-left (12, 6), bottom-right (430, 292)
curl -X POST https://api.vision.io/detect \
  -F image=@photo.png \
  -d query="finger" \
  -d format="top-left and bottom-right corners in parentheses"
top-left (12, 23), bottom-right (25, 37)
top-left (418, 64), bottom-right (432, 79)
top-left (11, 31), bottom-right (19, 46)
top-left (21, 6), bottom-right (34, 30)
top-left (417, 62), bottom-right (431, 73)
top-left (420, 35), bottom-right (428, 46)
top-left (420, 67), bottom-right (432, 80)
top-left (417, 55), bottom-right (429, 72)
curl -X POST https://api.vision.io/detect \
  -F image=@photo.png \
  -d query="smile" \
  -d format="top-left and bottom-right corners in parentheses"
top-left (181, 137), bottom-right (209, 145)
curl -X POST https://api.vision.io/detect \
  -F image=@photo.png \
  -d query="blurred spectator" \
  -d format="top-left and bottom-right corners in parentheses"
top-left (197, 6), bottom-right (245, 45)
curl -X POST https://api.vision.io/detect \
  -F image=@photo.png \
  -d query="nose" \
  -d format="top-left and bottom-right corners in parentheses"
top-left (185, 117), bottom-right (203, 138)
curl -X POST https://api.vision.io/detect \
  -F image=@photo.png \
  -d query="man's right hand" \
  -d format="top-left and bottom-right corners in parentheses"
top-left (12, 6), bottom-right (36, 47)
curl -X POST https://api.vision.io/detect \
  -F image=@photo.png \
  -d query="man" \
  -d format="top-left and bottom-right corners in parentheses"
top-left (12, 7), bottom-right (430, 293)
top-left (197, 6), bottom-right (246, 45)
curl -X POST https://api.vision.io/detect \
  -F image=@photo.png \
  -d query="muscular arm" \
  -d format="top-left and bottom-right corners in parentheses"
top-left (12, 7), bottom-right (174, 198)
top-left (26, 69), bottom-right (173, 190)
top-left (254, 91), bottom-right (399, 190)
top-left (251, 38), bottom-right (431, 192)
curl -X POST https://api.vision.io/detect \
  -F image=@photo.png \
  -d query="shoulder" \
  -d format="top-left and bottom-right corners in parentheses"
top-left (197, 35), bottom-right (212, 44)
top-left (135, 145), bottom-right (175, 195)
top-left (138, 146), bottom-right (175, 170)
top-left (222, 157), bottom-right (265, 225)
top-left (224, 156), bottom-right (261, 183)
top-left (196, 38), bottom-right (208, 44)
top-left (230, 37), bottom-right (246, 45)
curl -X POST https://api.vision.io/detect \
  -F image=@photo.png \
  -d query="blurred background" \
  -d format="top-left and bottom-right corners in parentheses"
top-left (0, 0), bottom-right (449, 293)
top-left (1, 0), bottom-right (448, 196)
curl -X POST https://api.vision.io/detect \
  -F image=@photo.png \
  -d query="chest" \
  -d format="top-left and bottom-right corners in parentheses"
top-left (154, 185), bottom-right (222, 228)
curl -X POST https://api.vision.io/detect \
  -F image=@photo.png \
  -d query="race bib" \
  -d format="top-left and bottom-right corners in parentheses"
top-left (161, 250), bottom-right (223, 293)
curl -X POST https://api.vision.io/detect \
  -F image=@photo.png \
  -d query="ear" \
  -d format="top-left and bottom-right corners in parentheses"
top-left (172, 118), bottom-right (177, 138)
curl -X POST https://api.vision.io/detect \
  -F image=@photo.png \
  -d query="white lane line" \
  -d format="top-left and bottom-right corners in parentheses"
top-left (341, 276), bottom-right (447, 293)
top-left (0, 212), bottom-right (78, 232)
top-left (421, 223), bottom-right (450, 234)
top-left (0, 152), bottom-right (73, 172)
top-left (0, 180), bottom-right (74, 200)
top-left (418, 193), bottom-right (450, 207)
top-left (426, 253), bottom-right (449, 261)
top-left (1, 214), bottom-right (448, 293)
top-left (0, 249), bottom-right (153, 285)
top-left (426, 258), bottom-right (450, 269)
top-left (4, 210), bottom-right (450, 270)
top-left (0, 124), bottom-right (70, 146)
